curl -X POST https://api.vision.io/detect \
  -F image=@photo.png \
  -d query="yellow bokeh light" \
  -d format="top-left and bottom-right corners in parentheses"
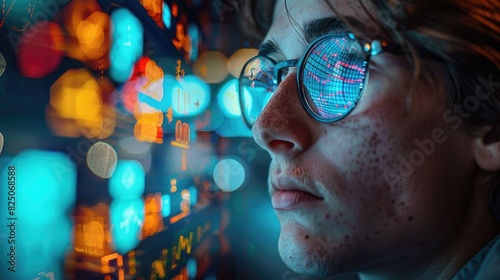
top-left (48, 69), bottom-right (116, 139)
top-left (76, 88), bottom-right (102, 120)
top-left (140, 0), bottom-right (164, 29)
top-left (141, 193), bottom-right (164, 239)
top-left (74, 204), bottom-right (111, 257)
top-left (227, 48), bottom-right (259, 78)
top-left (76, 20), bottom-right (104, 49)
top-left (66, 8), bottom-right (111, 62)
top-left (193, 51), bottom-right (229, 84)
top-left (63, 0), bottom-right (102, 36)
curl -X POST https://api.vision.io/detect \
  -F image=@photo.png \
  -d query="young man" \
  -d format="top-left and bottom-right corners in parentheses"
top-left (236, 0), bottom-right (500, 279)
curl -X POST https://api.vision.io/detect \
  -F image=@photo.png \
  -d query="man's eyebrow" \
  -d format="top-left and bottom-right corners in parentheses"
top-left (258, 40), bottom-right (280, 57)
top-left (303, 16), bottom-right (363, 44)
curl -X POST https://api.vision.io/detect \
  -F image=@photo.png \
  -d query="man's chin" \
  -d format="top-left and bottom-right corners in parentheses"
top-left (277, 222), bottom-right (365, 277)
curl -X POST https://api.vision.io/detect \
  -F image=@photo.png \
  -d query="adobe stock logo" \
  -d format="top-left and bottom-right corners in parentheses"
top-left (385, 74), bottom-right (500, 189)
top-left (7, 0), bottom-right (71, 53)
top-left (237, 140), bottom-right (260, 163)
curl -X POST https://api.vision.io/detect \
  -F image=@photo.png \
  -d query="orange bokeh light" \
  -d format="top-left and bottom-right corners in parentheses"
top-left (47, 69), bottom-right (116, 139)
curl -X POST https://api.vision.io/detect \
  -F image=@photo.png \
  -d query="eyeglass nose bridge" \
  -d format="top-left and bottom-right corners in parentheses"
top-left (274, 59), bottom-right (299, 84)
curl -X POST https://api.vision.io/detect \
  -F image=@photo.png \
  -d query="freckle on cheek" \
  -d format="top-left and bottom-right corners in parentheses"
top-left (325, 214), bottom-right (330, 219)
top-left (305, 235), bottom-right (310, 240)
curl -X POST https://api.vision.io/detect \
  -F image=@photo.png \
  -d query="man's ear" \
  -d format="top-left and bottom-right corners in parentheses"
top-left (474, 125), bottom-right (500, 171)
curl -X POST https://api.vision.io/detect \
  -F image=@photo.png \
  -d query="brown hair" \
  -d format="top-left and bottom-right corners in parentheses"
top-left (230, 0), bottom-right (276, 46)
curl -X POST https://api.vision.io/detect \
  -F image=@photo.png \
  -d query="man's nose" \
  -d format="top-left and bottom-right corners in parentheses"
top-left (251, 74), bottom-right (316, 157)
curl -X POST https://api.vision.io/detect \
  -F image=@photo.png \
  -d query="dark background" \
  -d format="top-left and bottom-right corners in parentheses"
top-left (0, 0), bottom-right (358, 279)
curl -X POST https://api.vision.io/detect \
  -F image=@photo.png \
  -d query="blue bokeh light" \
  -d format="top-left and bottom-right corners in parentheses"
top-left (171, 75), bottom-right (210, 117)
top-left (110, 198), bottom-right (145, 254)
top-left (109, 160), bottom-right (145, 199)
top-left (217, 79), bottom-right (241, 117)
top-left (189, 186), bottom-right (198, 206)
top-left (110, 8), bottom-right (144, 83)
top-left (162, 2), bottom-right (171, 29)
top-left (162, 194), bottom-right (171, 217)
top-left (0, 150), bottom-right (76, 279)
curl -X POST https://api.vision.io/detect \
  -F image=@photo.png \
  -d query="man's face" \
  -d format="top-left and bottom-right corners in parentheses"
top-left (251, 0), bottom-right (475, 276)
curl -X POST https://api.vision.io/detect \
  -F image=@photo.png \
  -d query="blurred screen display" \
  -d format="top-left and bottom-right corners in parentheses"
top-left (0, 1), bottom-right (274, 279)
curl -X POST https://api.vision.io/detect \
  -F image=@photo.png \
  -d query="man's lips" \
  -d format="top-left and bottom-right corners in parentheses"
top-left (270, 176), bottom-right (323, 210)
top-left (271, 190), bottom-right (323, 210)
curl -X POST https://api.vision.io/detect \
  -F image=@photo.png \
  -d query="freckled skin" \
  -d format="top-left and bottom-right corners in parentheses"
top-left (249, 0), bottom-right (497, 278)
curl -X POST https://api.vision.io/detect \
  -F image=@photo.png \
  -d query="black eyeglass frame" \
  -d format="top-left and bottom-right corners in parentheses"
top-left (238, 33), bottom-right (411, 128)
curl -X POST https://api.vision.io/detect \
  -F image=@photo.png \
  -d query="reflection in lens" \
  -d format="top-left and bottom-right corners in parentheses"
top-left (239, 57), bottom-right (276, 126)
top-left (301, 36), bottom-right (367, 121)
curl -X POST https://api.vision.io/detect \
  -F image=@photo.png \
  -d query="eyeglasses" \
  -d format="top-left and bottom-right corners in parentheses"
top-left (238, 33), bottom-right (401, 128)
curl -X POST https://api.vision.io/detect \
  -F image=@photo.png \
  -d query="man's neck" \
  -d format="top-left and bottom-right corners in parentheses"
top-left (358, 188), bottom-right (500, 280)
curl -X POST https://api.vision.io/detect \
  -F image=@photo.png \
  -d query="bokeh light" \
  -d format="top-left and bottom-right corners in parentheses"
top-left (189, 186), bottom-right (198, 206)
top-left (110, 198), bottom-right (144, 254)
top-left (142, 193), bottom-right (164, 239)
top-left (140, 0), bottom-right (164, 29)
top-left (138, 58), bottom-right (165, 103)
top-left (121, 57), bottom-right (156, 113)
top-left (63, 0), bottom-right (111, 66)
top-left (215, 117), bottom-right (252, 137)
top-left (109, 160), bottom-right (146, 199)
top-left (75, 11), bottom-right (110, 60)
top-left (74, 204), bottom-right (109, 257)
top-left (161, 194), bottom-right (171, 217)
top-left (118, 136), bottom-right (153, 156)
top-left (0, 150), bottom-right (76, 279)
top-left (47, 69), bottom-right (116, 139)
top-left (63, 0), bottom-right (102, 37)
top-left (3, 150), bottom-right (76, 224)
top-left (217, 79), bottom-right (241, 117)
top-left (86, 142), bottom-right (118, 178)
top-left (129, 58), bottom-right (166, 144)
top-left (213, 157), bottom-right (246, 192)
top-left (227, 48), bottom-right (258, 78)
top-left (110, 8), bottom-right (144, 83)
top-left (17, 21), bottom-right (64, 78)
top-left (171, 74), bottom-right (210, 117)
top-left (187, 24), bottom-right (200, 62)
top-left (193, 51), bottom-right (228, 84)
top-left (187, 258), bottom-right (198, 279)
top-left (162, 2), bottom-right (171, 29)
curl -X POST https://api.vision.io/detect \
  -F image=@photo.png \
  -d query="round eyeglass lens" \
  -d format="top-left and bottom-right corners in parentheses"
top-left (239, 56), bottom-right (277, 126)
top-left (300, 36), bottom-right (368, 121)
